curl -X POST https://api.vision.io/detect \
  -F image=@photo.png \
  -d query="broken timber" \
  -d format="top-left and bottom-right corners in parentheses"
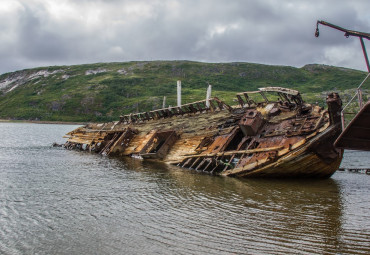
top-left (64, 87), bottom-right (344, 178)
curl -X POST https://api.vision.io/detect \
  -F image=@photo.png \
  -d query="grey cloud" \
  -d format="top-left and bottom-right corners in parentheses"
top-left (17, 5), bottom-right (68, 60)
top-left (0, 0), bottom-right (369, 74)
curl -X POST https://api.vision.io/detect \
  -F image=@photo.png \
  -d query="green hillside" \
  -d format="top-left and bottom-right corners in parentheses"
top-left (0, 61), bottom-right (368, 122)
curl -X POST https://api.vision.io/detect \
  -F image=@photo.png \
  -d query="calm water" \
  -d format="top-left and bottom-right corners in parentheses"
top-left (0, 123), bottom-right (369, 255)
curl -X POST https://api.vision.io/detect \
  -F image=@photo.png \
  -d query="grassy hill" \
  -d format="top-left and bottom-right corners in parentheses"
top-left (0, 61), bottom-right (368, 122)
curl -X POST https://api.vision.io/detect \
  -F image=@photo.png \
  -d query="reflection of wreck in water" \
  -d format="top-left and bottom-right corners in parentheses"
top-left (108, 157), bottom-right (345, 254)
top-left (64, 86), bottom-right (343, 178)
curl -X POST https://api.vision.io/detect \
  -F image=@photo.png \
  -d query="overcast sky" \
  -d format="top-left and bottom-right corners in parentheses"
top-left (1, 0), bottom-right (370, 74)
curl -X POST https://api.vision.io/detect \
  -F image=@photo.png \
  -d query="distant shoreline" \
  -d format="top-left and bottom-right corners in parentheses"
top-left (0, 119), bottom-right (86, 125)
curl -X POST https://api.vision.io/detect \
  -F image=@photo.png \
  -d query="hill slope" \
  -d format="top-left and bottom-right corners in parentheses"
top-left (0, 61), bottom-right (368, 122)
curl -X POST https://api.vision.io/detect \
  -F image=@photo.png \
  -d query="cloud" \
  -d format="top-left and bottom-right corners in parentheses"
top-left (0, 0), bottom-right (369, 74)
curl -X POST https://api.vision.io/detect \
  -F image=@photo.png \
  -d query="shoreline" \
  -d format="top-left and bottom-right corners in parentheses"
top-left (0, 119), bottom-right (87, 125)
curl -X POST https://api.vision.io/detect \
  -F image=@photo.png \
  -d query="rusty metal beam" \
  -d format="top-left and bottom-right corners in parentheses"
top-left (316, 20), bottom-right (370, 72)
top-left (360, 37), bottom-right (370, 72)
top-left (316, 20), bottom-right (370, 40)
top-left (236, 95), bottom-right (245, 107)
top-left (259, 91), bottom-right (268, 102)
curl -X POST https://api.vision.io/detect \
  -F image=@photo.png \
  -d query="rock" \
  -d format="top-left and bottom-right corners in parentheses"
top-left (85, 68), bottom-right (107, 75)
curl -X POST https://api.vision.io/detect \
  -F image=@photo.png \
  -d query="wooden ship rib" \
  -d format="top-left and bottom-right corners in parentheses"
top-left (64, 87), bottom-right (343, 178)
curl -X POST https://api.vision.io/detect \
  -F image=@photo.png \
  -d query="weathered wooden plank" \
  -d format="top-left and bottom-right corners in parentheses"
top-left (183, 146), bottom-right (284, 159)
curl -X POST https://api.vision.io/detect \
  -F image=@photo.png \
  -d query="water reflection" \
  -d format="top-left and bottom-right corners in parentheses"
top-left (111, 157), bottom-right (346, 254)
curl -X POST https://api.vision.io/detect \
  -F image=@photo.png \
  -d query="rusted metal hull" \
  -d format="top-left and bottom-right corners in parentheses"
top-left (334, 101), bottom-right (370, 151)
top-left (223, 125), bottom-right (343, 178)
top-left (64, 87), bottom-right (343, 179)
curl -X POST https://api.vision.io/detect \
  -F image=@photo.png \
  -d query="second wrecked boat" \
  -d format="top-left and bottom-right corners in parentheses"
top-left (64, 86), bottom-right (343, 178)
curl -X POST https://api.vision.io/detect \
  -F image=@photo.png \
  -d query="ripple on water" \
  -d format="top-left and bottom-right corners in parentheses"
top-left (0, 123), bottom-right (369, 254)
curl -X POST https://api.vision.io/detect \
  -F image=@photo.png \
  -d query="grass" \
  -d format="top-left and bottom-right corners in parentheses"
top-left (0, 61), bottom-right (368, 122)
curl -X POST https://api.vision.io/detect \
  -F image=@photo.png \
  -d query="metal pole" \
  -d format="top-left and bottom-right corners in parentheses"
top-left (360, 37), bottom-right (370, 72)
top-left (177, 80), bottom-right (181, 107)
top-left (341, 111), bottom-right (345, 130)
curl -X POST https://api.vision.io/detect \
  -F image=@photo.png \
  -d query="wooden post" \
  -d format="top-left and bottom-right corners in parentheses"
top-left (177, 80), bottom-right (181, 107)
top-left (162, 96), bottom-right (166, 109)
top-left (206, 84), bottom-right (212, 108)
top-left (358, 89), bottom-right (363, 109)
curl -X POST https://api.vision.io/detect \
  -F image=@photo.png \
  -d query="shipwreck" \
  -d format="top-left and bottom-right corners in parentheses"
top-left (64, 86), bottom-right (343, 178)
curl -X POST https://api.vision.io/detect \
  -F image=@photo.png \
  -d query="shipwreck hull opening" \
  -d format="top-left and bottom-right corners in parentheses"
top-left (139, 130), bottom-right (178, 159)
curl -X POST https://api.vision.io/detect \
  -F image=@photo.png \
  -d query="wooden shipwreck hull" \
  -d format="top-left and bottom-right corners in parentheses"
top-left (64, 87), bottom-right (343, 178)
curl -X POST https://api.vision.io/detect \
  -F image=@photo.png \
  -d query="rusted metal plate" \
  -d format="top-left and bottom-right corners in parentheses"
top-left (239, 109), bottom-right (264, 136)
top-left (334, 101), bottom-right (370, 151)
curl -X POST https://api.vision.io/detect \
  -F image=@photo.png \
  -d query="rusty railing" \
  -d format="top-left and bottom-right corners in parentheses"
top-left (340, 73), bottom-right (370, 129)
